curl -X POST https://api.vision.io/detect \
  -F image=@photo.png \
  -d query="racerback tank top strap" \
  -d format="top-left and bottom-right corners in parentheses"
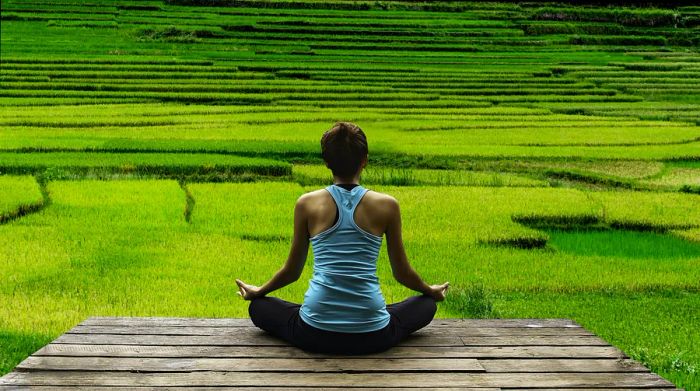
top-left (325, 184), bottom-right (369, 229)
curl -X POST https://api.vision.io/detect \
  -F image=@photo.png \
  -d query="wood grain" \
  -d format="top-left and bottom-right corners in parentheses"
top-left (0, 318), bottom-right (677, 389)
top-left (16, 356), bottom-right (648, 373)
top-left (68, 324), bottom-right (594, 337)
top-left (52, 333), bottom-right (464, 347)
top-left (1, 371), bottom-right (675, 387)
top-left (16, 356), bottom-right (485, 372)
top-left (32, 343), bottom-right (629, 359)
top-left (80, 317), bottom-right (581, 328)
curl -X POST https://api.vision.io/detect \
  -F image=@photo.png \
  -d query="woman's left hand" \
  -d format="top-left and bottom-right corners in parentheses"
top-left (235, 279), bottom-right (262, 300)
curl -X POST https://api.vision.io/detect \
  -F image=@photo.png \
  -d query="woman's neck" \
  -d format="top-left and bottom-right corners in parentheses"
top-left (332, 174), bottom-right (361, 186)
top-left (334, 183), bottom-right (359, 191)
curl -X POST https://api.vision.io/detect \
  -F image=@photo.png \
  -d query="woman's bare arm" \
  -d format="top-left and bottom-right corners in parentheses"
top-left (384, 197), bottom-right (448, 300)
top-left (236, 195), bottom-right (310, 300)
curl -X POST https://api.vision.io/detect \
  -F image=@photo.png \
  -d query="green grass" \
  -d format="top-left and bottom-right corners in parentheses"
top-left (642, 167), bottom-right (700, 189)
top-left (1, 103), bottom-right (698, 160)
top-left (0, 152), bottom-right (291, 177)
top-left (495, 291), bottom-right (700, 391)
top-left (526, 160), bottom-right (665, 179)
top-left (0, 175), bottom-right (44, 223)
top-left (1, 0), bottom-right (700, 388)
top-left (546, 229), bottom-right (700, 259)
top-left (2, 181), bottom-right (699, 385)
top-left (590, 191), bottom-right (700, 230)
top-left (673, 228), bottom-right (700, 243)
top-left (188, 181), bottom-right (304, 238)
top-left (293, 164), bottom-right (547, 187)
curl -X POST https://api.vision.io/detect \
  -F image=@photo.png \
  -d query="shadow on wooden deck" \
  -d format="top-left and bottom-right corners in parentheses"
top-left (0, 317), bottom-right (681, 390)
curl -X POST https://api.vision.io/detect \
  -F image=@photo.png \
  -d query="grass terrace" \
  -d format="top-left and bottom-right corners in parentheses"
top-left (1, 0), bottom-right (699, 389)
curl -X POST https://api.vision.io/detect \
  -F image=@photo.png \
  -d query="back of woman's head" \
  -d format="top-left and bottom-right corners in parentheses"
top-left (321, 121), bottom-right (368, 178)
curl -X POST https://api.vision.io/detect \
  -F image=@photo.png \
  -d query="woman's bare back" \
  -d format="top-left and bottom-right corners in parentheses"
top-left (302, 188), bottom-right (397, 238)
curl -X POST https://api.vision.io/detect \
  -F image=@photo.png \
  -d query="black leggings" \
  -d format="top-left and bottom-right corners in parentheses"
top-left (248, 295), bottom-right (437, 355)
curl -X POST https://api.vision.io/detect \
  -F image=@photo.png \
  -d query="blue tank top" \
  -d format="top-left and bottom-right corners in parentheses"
top-left (299, 184), bottom-right (391, 333)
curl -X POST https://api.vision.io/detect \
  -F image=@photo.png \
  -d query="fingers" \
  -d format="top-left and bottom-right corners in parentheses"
top-left (235, 280), bottom-right (248, 299)
top-left (438, 282), bottom-right (449, 298)
top-left (236, 279), bottom-right (250, 292)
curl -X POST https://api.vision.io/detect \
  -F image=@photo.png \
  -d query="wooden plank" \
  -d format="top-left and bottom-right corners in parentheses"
top-left (0, 371), bottom-right (675, 388)
top-left (15, 356), bottom-right (647, 374)
top-left (0, 317), bottom-right (677, 390)
top-left (429, 318), bottom-right (582, 328)
top-left (80, 317), bottom-right (255, 327)
top-left (0, 372), bottom-right (16, 385)
top-left (479, 358), bottom-right (649, 372)
top-left (0, 387), bottom-right (501, 391)
top-left (52, 333), bottom-right (464, 347)
top-left (53, 332), bottom-right (605, 347)
top-left (67, 325), bottom-right (594, 337)
top-left (6, 388), bottom-right (673, 391)
top-left (420, 327), bottom-right (593, 336)
top-left (460, 335), bottom-right (609, 346)
top-left (16, 356), bottom-right (484, 373)
top-left (33, 344), bottom-right (628, 359)
top-left (80, 317), bottom-right (581, 328)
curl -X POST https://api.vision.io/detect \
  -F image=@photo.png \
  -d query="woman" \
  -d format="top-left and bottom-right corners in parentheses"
top-left (235, 121), bottom-right (449, 355)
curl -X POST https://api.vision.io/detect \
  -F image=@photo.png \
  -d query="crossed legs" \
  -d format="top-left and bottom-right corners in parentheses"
top-left (248, 294), bottom-right (437, 353)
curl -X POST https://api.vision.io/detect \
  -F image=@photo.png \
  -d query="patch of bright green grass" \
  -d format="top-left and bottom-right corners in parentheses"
top-left (642, 168), bottom-right (700, 190)
top-left (293, 164), bottom-right (547, 187)
top-left (0, 175), bottom-right (44, 222)
top-left (527, 160), bottom-right (664, 179)
top-left (546, 229), bottom-right (700, 259)
top-left (442, 282), bottom-right (500, 318)
top-left (188, 181), bottom-right (304, 239)
top-left (590, 190), bottom-right (700, 230)
top-left (0, 152), bottom-right (291, 177)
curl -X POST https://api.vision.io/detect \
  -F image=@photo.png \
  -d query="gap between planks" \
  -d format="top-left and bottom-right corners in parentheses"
top-left (0, 386), bottom-right (504, 391)
top-left (0, 389), bottom-right (683, 391)
top-left (16, 356), bottom-right (649, 373)
top-left (0, 371), bottom-right (677, 388)
top-left (32, 344), bottom-right (630, 359)
top-left (67, 324), bottom-right (596, 337)
top-left (51, 333), bottom-right (612, 347)
top-left (80, 317), bottom-right (584, 328)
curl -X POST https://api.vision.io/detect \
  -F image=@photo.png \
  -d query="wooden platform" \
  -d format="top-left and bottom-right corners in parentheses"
top-left (0, 317), bottom-right (681, 390)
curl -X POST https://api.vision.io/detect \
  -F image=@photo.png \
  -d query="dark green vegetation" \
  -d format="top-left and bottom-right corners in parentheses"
top-left (546, 228), bottom-right (700, 259)
top-left (0, 0), bottom-right (699, 389)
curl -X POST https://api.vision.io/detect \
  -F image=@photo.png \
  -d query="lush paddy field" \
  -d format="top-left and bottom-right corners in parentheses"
top-left (1, 0), bottom-right (699, 389)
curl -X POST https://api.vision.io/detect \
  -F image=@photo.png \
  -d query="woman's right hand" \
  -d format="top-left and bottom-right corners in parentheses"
top-left (426, 282), bottom-right (450, 301)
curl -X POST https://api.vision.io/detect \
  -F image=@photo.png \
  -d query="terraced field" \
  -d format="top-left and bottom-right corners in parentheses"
top-left (1, 0), bottom-right (699, 389)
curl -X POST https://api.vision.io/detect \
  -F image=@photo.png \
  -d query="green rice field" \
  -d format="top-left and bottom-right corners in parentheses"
top-left (1, 0), bottom-right (699, 389)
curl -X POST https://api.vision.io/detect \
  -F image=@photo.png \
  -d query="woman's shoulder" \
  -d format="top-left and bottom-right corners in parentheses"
top-left (298, 188), bottom-right (331, 203)
top-left (363, 188), bottom-right (399, 210)
top-left (364, 187), bottom-right (396, 200)
top-left (298, 186), bottom-right (398, 209)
